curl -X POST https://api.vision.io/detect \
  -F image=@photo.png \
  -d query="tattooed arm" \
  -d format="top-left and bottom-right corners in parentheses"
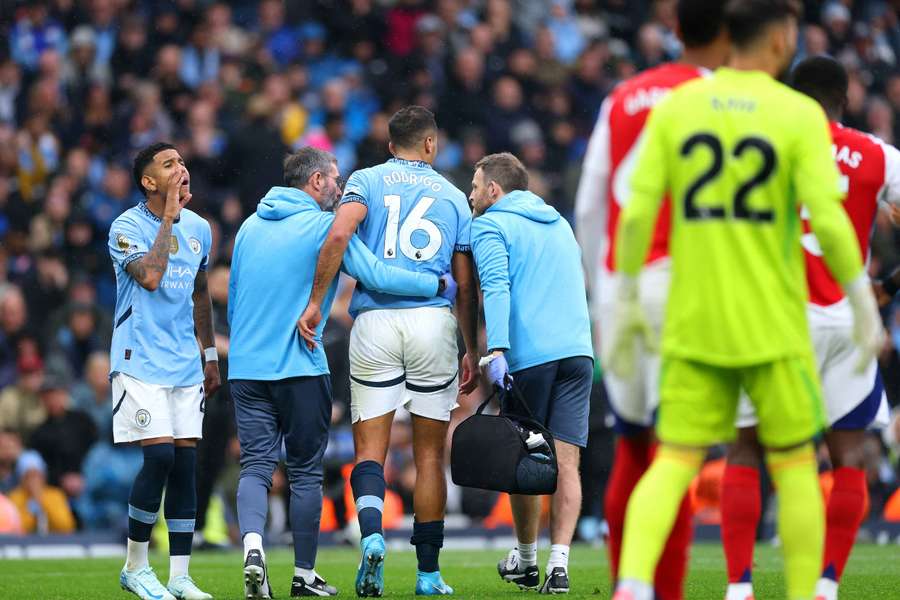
top-left (125, 217), bottom-right (174, 291)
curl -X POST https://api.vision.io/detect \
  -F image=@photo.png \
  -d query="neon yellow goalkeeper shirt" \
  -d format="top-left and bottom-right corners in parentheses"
top-left (616, 67), bottom-right (864, 366)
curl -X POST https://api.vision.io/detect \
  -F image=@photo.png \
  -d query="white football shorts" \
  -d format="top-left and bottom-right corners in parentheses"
top-left (598, 261), bottom-right (670, 428)
top-left (111, 372), bottom-right (204, 443)
top-left (736, 299), bottom-right (889, 430)
top-left (349, 306), bottom-right (459, 423)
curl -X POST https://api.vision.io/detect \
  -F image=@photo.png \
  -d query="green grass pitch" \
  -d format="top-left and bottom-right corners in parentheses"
top-left (1, 543), bottom-right (898, 599)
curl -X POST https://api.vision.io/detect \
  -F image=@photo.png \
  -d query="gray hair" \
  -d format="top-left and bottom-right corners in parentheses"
top-left (283, 147), bottom-right (337, 188)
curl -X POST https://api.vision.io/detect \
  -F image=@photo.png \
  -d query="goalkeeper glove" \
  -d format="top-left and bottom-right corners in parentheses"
top-left (844, 272), bottom-right (885, 373)
top-left (602, 275), bottom-right (657, 379)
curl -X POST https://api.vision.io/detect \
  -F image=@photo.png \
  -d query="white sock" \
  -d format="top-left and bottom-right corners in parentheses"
top-left (725, 582), bottom-right (754, 600)
top-left (125, 539), bottom-right (149, 572)
top-left (169, 555), bottom-right (190, 580)
top-left (295, 567), bottom-right (316, 583)
top-left (615, 579), bottom-right (654, 600)
top-left (243, 532), bottom-right (264, 561)
top-left (517, 541), bottom-right (537, 566)
top-left (547, 544), bottom-right (569, 571)
top-left (815, 577), bottom-right (838, 600)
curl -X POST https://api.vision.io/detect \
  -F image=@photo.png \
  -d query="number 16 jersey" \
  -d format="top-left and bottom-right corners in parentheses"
top-left (618, 67), bottom-right (864, 366)
top-left (341, 157), bottom-right (471, 315)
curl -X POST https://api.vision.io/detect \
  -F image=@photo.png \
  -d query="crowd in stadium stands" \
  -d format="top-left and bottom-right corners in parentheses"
top-left (0, 0), bottom-right (899, 542)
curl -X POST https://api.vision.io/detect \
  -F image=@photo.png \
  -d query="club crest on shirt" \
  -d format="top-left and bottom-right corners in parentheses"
top-left (135, 409), bottom-right (151, 428)
top-left (169, 235), bottom-right (179, 254)
top-left (189, 237), bottom-right (201, 255)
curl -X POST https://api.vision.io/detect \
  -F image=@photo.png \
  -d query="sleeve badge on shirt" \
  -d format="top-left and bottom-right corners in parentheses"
top-left (189, 237), bottom-right (202, 254)
top-left (115, 232), bottom-right (131, 251)
top-left (169, 235), bottom-right (179, 254)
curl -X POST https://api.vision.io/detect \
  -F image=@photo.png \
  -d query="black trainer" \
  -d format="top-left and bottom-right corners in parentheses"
top-left (291, 574), bottom-right (338, 597)
top-left (539, 567), bottom-right (569, 594)
top-left (497, 549), bottom-right (540, 590)
top-left (244, 549), bottom-right (274, 599)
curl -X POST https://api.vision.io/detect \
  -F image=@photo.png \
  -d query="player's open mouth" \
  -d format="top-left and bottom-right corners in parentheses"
top-left (181, 178), bottom-right (190, 187)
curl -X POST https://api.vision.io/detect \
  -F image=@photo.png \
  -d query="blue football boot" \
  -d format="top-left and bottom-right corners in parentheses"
top-left (355, 533), bottom-right (385, 597)
top-left (415, 571), bottom-right (454, 595)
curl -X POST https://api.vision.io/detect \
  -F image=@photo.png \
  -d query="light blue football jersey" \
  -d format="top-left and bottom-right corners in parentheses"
top-left (108, 203), bottom-right (212, 386)
top-left (341, 158), bottom-right (471, 314)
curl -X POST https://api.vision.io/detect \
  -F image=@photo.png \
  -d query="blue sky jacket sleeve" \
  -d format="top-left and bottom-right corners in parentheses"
top-left (341, 234), bottom-right (438, 298)
top-left (471, 219), bottom-right (511, 352)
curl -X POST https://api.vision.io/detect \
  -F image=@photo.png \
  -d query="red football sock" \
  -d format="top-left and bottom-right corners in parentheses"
top-left (604, 435), bottom-right (653, 580)
top-left (822, 467), bottom-right (867, 582)
top-left (654, 492), bottom-right (693, 600)
top-left (720, 464), bottom-right (761, 584)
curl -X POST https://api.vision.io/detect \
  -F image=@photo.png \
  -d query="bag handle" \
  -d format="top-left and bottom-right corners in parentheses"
top-left (473, 379), bottom-right (540, 423)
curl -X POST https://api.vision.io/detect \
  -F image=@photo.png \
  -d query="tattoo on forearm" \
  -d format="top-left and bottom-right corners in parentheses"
top-left (192, 271), bottom-right (215, 348)
top-left (126, 219), bottom-right (174, 286)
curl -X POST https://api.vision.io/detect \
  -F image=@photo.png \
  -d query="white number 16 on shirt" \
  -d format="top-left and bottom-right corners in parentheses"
top-left (383, 195), bottom-right (443, 261)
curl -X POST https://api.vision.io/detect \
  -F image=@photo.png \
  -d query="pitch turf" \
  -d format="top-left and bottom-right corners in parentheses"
top-left (1, 543), bottom-right (898, 599)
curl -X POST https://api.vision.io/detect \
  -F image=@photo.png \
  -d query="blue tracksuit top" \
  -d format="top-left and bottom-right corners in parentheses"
top-left (228, 187), bottom-right (439, 381)
top-left (471, 190), bottom-right (593, 372)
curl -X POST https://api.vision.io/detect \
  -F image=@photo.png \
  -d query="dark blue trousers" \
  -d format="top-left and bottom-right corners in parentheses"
top-left (232, 375), bottom-right (332, 568)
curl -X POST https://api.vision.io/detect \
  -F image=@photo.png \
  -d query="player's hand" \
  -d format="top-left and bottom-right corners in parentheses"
top-left (203, 360), bottom-right (221, 397)
top-left (844, 273), bottom-right (886, 372)
top-left (438, 272), bottom-right (458, 302)
top-left (164, 166), bottom-right (191, 220)
top-left (479, 352), bottom-right (512, 390)
top-left (297, 303), bottom-right (322, 351)
top-left (602, 275), bottom-right (657, 380)
top-left (459, 352), bottom-right (479, 394)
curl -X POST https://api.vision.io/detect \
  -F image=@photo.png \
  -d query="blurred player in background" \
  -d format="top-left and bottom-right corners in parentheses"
top-left (109, 143), bottom-right (219, 600)
top-left (298, 106), bottom-right (479, 596)
top-left (604, 2), bottom-right (884, 600)
top-left (722, 55), bottom-right (897, 600)
top-left (574, 1), bottom-right (729, 597)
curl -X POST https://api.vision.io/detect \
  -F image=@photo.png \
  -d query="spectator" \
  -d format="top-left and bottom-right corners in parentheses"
top-left (9, 1), bottom-right (68, 72)
top-left (8, 450), bottom-right (76, 534)
top-left (70, 352), bottom-right (112, 434)
top-left (74, 437), bottom-right (142, 531)
top-left (28, 375), bottom-right (98, 499)
top-left (0, 354), bottom-right (45, 438)
top-left (0, 429), bottom-right (24, 494)
top-left (84, 161), bottom-right (141, 232)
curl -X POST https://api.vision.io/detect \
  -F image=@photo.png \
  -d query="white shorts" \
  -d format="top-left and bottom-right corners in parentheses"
top-left (736, 300), bottom-right (889, 430)
top-left (349, 307), bottom-right (459, 423)
top-left (598, 262), bottom-right (670, 427)
top-left (111, 373), bottom-right (204, 443)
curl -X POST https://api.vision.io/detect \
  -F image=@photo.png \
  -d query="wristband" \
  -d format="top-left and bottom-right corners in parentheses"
top-left (204, 347), bottom-right (218, 362)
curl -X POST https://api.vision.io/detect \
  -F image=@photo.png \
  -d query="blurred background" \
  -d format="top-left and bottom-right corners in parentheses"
top-left (0, 0), bottom-right (899, 551)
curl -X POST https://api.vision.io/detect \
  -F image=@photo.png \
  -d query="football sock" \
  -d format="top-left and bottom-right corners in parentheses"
top-left (411, 520), bottom-right (444, 573)
top-left (165, 445), bottom-right (197, 576)
top-left (619, 445), bottom-right (703, 584)
top-left (654, 492), bottom-right (692, 600)
top-left (721, 464), bottom-right (761, 585)
top-left (126, 443), bottom-right (174, 571)
top-left (351, 460), bottom-right (386, 538)
top-left (605, 435), bottom-right (652, 580)
top-left (517, 541), bottom-right (537, 567)
top-left (822, 466), bottom-right (867, 582)
top-left (547, 544), bottom-right (570, 571)
top-left (295, 566), bottom-right (316, 583)
top-left (765, 444), bottom-right (823, 600)
top-left (243, 532), bottom-right (264, 561)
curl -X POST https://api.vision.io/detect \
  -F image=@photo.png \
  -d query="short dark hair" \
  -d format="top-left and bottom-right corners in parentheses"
top-left (790, 55), bottom-right (848, 118)
top-left (725, 0), bottom-right (802, 49)
top-left (475, 152), bottom-right (529, 193)
top-left (133, 142), bottom-right (177, 197)
top-left (283, 147), bottom-right (337, 188)
top-left (388, 106), bottom-right (437, 149)
top-left (678, 0), bottom-right (726, 48)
